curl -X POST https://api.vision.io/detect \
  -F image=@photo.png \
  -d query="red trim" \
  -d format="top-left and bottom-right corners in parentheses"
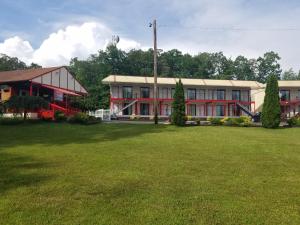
top-left (280, 100), bottom-right (300, 105)
top-left (111, 97), bottom-right (173, 102)
top-left (110, 97), bottom-right (254, 105)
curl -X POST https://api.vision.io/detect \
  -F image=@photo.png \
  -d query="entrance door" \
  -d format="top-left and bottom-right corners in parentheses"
top-left (140, 103), bottom-right (150, 115)
top-left (123, 103), bottom-right (133, 115)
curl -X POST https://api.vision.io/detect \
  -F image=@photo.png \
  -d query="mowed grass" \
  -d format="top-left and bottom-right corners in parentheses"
top-left (0, 123), bottom-right (299, 225)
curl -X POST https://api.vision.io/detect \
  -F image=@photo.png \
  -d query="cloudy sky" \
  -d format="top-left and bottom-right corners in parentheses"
top-left (0, 0), bottom-right (300, 71)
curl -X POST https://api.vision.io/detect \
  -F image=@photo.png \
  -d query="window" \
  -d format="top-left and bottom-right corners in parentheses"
top-left (280, 90), bottom-right (290, 101)
top-left (199, 89), bottom-right (205, 100)
top-left (162, 87), bottom-right (168, 98)
top-left (188, 104), bottom-right (197, 116)
top-left (216, 89), bottom-right (225, 100)
top-left (140, 103), bottom-right (150, 115)
top-left (140, 87), bottom-right (150, 98)
top-left (241, 90), bottom-right (250, 101)
top-left (19, 90), bottom-right (28, 96)
top-left (171, 88), bottom-right (175, 98)
top-left (216, 105), bottom-right (225, 116)
top-left (123, 103), bottom-right (133, 115)
top-left (187, 89), bottom-right (196, 100)
top-left (122, 86), bottom-right (132, 98)
top-left (207, 90), bottom-right (215, 100)
top-left (165, 104), bottom-right (171, 116)
top-left (232, 90), bottom-right (241, 101)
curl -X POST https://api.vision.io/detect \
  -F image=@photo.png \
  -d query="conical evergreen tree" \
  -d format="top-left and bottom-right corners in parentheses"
top-left (171, 79), bottom-right (186, 126)
top-left (261, 74), bottom-right (281, 128)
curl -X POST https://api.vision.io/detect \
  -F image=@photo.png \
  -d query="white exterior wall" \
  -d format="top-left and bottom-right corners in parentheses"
top-left (31, 67), bottom-right (87, 94)
top-left (110, 84), bottom-right (253, 117)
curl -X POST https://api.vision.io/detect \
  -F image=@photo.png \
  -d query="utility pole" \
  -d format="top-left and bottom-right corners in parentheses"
top-left (152, 19), bottom-right (158, 124)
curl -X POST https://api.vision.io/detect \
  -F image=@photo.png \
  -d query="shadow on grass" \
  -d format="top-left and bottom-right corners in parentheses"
top-left (0, 122), bottom-right (170, 150)
top-left (0, 152), bottom-right (53, 194)
top-left (0, 123), bottom-right (169, 193)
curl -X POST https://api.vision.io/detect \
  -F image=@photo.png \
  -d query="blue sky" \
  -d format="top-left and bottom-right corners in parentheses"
top-left (1, 0), bottom-right (300, 70)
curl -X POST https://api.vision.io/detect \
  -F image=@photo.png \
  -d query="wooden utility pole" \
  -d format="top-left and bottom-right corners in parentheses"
top-left (153, 19), bottom-right (158, 124)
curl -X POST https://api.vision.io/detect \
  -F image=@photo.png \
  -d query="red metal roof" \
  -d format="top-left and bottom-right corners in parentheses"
top-left (0, 67), bottom-right (62, 83)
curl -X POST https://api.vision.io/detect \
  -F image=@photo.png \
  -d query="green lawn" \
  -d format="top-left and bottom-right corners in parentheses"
top-left (0, 123), bottom-right (299, 225)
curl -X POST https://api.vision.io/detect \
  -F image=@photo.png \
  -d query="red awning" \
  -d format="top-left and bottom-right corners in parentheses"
top-left (41, 84), bottom-right (81, 96)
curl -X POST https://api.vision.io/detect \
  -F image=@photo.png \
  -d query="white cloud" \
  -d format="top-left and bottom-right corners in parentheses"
top-left (159, 0), bottom-right (300, 71)
top-left (0, 22), bottom-right (141, 66)
top-left (0, 36), bottom-right (34, 61)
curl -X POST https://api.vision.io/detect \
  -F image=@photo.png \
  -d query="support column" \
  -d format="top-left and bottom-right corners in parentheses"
top-left (29, 82), bottom-right (33, 96)
top-left (234, 102), bottom-right (237, 116)
top-left (110, 100), bottom-right (113, 114)
top-left (159, 101), bottom-right (162, 116)
top-left (135, 102), bottom-right (138, 115)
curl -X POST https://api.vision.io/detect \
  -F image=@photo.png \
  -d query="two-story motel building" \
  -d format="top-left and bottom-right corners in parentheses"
top-left (102, 75), bottom-right (265, 118)
top-left (278, 81), bottom-right (300, 117)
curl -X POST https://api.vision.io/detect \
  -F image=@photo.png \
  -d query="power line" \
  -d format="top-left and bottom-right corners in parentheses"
top-left (158, 25), bottom-right (300, 31)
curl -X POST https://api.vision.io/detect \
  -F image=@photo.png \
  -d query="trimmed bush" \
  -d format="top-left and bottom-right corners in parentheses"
top-left (222, 116), bottom-right (252, 127)
top-left (186, 115), bottom-right (193, 121)
top-left (54, 111), bottom-right (67, 122)
top-left (67, 112), bottom-right (89, 124)
top-left (261, 74), bottom-right (281, 128)
top-left (67, 112), bottom-right (101, 125)
top-left (287, 117), bottom-right (300, 127)
top-left (208, 117), bottom-right (223, 125)
top-left (4, 96), bottom-right (48, 120)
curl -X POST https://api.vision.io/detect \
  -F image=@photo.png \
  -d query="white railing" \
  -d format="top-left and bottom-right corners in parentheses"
top-left (88, 109), bottom-right (111, 121)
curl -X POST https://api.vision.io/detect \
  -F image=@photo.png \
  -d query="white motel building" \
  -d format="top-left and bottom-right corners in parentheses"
top-left (102, 75), bottom-right (300, 119)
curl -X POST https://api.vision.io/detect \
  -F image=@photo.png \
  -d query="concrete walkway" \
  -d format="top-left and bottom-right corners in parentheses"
top-left (104, 120), bottom-right (170, 125)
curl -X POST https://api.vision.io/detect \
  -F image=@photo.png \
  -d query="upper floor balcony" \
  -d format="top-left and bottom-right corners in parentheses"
top-left (110, 86), bottom-right (252, 103)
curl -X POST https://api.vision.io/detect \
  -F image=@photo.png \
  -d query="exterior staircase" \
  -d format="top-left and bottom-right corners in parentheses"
top-left (236, 102), bottom-right (255, 117)
top-left (111, 99), bottom-right (138, 119)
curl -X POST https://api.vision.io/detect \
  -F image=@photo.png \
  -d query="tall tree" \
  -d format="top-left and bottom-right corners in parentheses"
top-left (171, 79), bottom-right (186, 126)
top-left (193, 52), bottom-right (215, 79)
top-left (159, 49), bottom-right (184, 77)
top-left (257, 51), bottom-right (282, 83)
top-left (211, 52), bottom-right (234, 80)
top-left (0, 54), bottom-right (27, 71)
top-left (127, 49), bottom-right (153, 75)
top-left (282, 68), bottom-right (300, 80)
top-left (233, 56), bottom-right (256, 80)
top-left (261, 74), bottom-right (281, 128)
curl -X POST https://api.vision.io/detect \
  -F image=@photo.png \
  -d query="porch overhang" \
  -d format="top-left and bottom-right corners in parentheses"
top-left (40, 84), bottom-right (81, 96)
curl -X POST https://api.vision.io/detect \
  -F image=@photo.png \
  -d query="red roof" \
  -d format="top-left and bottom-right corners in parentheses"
top-left (0, 67), bottom-right (62, 83)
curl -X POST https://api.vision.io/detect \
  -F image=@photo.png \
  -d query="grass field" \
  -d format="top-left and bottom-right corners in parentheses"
top-left (0, 123), bottom-right (299, 225)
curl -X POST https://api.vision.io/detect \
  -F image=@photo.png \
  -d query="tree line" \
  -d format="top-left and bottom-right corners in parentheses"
top-left (1, 46), bottom-right (300, 110)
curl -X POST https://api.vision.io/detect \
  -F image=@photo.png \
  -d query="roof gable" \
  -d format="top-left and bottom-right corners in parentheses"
top-left (0, 66), bottom-right (88, 94)
top-left (0, 67), bottom-right (62, 83)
